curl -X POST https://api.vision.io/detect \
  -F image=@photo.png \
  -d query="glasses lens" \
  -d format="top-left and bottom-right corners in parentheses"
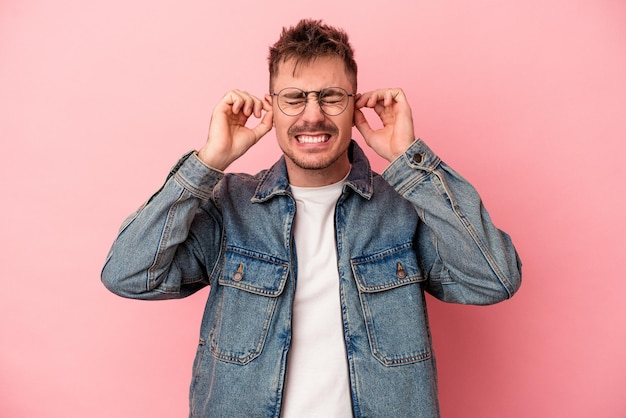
top-left (277, 88), bottom-right (306, 116)
top-left (319, 87), bottom-right (348, 116)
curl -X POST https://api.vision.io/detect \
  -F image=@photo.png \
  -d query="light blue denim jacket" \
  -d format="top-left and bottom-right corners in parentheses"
top-left (102, 139), bottom-right (522, 418)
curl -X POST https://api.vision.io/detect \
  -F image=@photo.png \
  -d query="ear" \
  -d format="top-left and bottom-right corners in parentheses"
top-left (264, 95), bottom-right (276, 126)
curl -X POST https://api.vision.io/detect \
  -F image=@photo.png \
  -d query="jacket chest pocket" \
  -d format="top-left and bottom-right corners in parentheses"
top-left (209, 249), bottom-right (289, 365)
top-left (351, 244), bottom-right (432, 366)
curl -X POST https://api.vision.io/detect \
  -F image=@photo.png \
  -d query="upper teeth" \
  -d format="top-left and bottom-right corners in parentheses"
top-left (298, 135), bottom-right (327, 143)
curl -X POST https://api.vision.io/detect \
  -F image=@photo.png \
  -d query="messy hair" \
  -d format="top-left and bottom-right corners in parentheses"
top-left (268, 19), bottom-right (357, 91)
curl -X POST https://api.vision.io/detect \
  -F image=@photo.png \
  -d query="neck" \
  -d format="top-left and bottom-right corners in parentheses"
top-left (286, 158), bottom-right (351, 187)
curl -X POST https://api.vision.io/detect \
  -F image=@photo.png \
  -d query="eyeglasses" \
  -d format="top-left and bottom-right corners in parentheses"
top-left (271, 87), bottom-right (356, 116)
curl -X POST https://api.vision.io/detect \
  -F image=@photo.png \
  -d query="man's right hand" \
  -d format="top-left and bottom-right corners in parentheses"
top-left (197, 90), bottom-right (273, 171)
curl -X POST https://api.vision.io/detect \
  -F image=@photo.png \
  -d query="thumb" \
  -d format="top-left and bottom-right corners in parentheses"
top-left (353, 108), bottom-right (374, 141)
top-left (251, 110), bottom-right (273, 143)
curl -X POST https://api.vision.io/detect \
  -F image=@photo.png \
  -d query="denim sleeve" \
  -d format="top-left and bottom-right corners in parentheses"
top-left (382, 139), bottom-right (522, 305)
top-left (101, 152), bottom-right (224, 300)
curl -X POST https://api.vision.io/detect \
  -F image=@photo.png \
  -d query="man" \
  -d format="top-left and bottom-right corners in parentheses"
top-left (102, 19), bottom-right (521, 417)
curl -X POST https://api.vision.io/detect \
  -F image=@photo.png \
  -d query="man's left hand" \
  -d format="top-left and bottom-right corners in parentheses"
top-left (354, 88), bottom-right (416, 162)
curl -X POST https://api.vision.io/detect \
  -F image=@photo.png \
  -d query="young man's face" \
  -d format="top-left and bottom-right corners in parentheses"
top-left (267, 56), bottom-right (356, 187)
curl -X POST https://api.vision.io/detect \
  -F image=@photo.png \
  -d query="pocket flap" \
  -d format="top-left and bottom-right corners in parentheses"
top-left (351, 244), bottom-right (424, 293)
top-left (219, 248), bottom-right (289, 297)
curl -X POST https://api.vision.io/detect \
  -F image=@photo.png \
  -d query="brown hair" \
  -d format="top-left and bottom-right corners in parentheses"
top-left (268, 19), bottom-right (357, 92)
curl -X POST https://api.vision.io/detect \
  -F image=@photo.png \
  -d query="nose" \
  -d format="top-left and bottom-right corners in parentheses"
top-left (299, 93), bottom-right (326, 123)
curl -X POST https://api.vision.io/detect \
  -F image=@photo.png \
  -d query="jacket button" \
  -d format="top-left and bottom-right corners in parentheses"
top-left (233, 263), bottom-right (244, 282)
top-left (396, 262), bottom-right (407, 279)
top-left (412, 153), bottom-right (424, 164)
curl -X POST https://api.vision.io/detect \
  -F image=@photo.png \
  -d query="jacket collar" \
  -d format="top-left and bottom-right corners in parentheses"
top-left (252, 140), bottom-right (374, 202)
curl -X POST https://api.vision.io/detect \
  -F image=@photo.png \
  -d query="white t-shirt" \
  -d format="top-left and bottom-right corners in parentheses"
top-left (281, 178), bottom-right (353, 417)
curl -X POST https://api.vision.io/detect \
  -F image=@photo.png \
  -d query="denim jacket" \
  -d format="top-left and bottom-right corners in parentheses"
top-left (102, 139), bottom-right (522, 417)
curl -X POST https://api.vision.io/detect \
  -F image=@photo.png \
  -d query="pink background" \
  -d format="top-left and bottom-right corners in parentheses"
top-left (2, 0), bottom-right (625, 417)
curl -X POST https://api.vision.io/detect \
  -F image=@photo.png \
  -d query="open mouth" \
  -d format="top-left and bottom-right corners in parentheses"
top-left (296, 134), bottom-right (331, 144)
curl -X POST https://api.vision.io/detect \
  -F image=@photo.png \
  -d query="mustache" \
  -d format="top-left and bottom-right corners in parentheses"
top-left (288, 121), bottom-right (339, 137)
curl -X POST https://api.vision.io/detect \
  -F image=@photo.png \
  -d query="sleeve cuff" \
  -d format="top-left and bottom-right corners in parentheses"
top-left (381, 139), bottom-right (441, 188)
top-left (170, 151), bottom-right (224, 200)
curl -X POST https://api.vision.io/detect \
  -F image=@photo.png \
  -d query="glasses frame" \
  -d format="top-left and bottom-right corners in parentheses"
top-left (271, 86), bottom-right (356, 117)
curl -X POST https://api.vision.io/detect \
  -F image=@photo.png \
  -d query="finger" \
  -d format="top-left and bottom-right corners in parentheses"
top-left (356, 90), bottom-right (381, 109)
top-left (354, 92), bottom-right (366, 108)
top-left (353, 108), bottom-right (375, 141)
top-left (368, 89), bottom-right (389, 108)
top-left (236, 90), bottom-right (256, 117)
top-left (228, 90), bottom-right (258, 117)
top-left (250, 109), bottom-right (274, 142)
top-left (226, 90), bottom-right (246, 115)
top-left (252, 95), bottom-right (268, 118)
top-left (358, 88), bottom-right (405, 108)
top-left (355, 94), bottom-right (386, 120)
top-left (389, 88), bottom-right (406, 106)
top-left (380, 89), bottom-right (395, 107)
